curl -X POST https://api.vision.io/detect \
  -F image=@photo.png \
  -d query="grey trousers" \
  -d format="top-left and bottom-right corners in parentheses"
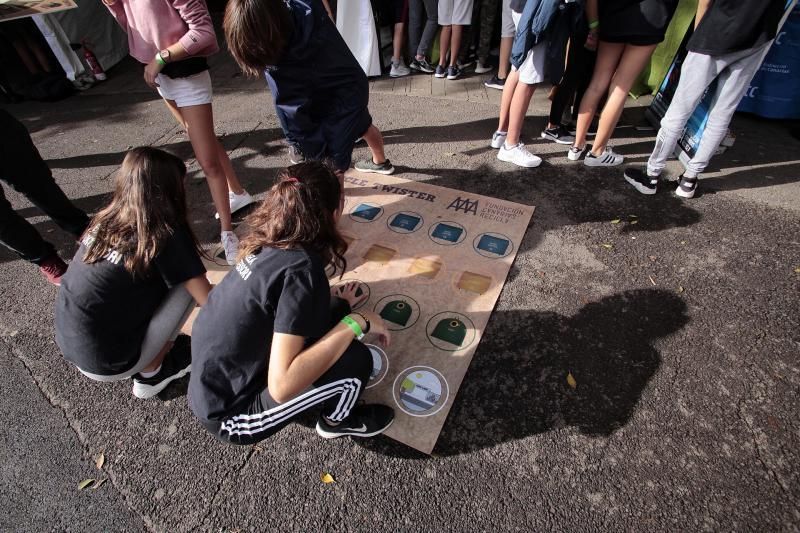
top-left (78, 286), bottom-right (196, 382)
top-left (409, 0), bottom-right (438, 58)
top-left (647, 41), bottom-right (773, 178)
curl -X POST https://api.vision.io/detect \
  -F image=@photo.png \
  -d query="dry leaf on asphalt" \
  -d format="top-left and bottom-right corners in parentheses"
top-left (601, 244), bottom-right (613, 249)
top-left (95, 453), bottom-right (105, 470)
top-left (566, 373), bottom-right (577, 389)
top-left (611, 218), bottom-right (621, 224)
top-left (677, 286), bottom-right (684, 293)
top-left (78, 479), bottom-right (95, 490)
top-left (320, 473), bottom-right (335, 484)
top-left (92, 479), bottom-right (107, 489)
top-left (630, 220), bottom-right (639, 225)
top-left (649, 275), bottom-right (656, 286)
top-left (794, 267), bottom-right (800, 273)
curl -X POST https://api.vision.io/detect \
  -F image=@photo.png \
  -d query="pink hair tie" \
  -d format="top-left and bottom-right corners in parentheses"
top-left (285, 177), bottom-right (299, 183)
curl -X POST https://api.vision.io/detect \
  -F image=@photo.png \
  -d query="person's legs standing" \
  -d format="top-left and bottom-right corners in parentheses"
top-left (409, 0), bottom-right (438, 72)
top-left (0, 184), bottom-right (57, 265)
top-left (390, 0), bottom-right (411, 77)
top-left (475, 0), bottom-right (498, 72)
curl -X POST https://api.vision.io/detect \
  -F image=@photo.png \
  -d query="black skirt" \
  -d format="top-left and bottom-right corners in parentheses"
top-left (599, 0), bottom-right (679, 46)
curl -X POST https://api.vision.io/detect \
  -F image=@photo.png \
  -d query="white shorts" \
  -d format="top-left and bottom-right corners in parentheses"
top-left (511, 11), bottom-right (547, 85)
top-left (156, 69), bottom-right (213, 107)
top-left (501, 0), bottom-right (515, 38)
top-left (438, 0), bottom-right (474, 26)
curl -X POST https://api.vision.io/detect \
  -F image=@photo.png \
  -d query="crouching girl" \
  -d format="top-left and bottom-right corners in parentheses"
top-left (188, 161), bottom-right (394, 444)
top-left (56, 147), bottom-right (211, 399)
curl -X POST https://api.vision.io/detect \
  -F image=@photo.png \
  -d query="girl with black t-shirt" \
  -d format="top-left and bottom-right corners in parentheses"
top-left (56, 147), bottom-right (211, 399)
top-left (568, 0), bottom-right (679, 167)
top-left (188, 161), bottom-right (394, 445)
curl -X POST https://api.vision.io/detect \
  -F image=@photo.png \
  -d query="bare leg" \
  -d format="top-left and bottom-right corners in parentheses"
top-left (497, 69), bottom-right (520, 132)
top-left (363, 124), bottom-right (387, 164)
top-left (590, 44), bottom-right (657, 155)
top-left (393, 22), bottom-right (406, 62)
top-left (506, 82), bottom-right (537, 146)
top-left (573, 41), bottom-right (623, 149)
top-left (216, 142), bottom-right (245, 195)
top-left (439, 25), bottom-right (452, 67)
top-left (450, 25), bottom-right (463, 67)
top-left (163, 100), bottom-right (234, 232)
top-left (498, 36), bottom-right (513, 79)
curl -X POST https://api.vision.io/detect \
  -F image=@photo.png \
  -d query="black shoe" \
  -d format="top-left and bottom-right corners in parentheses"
top-left (624, 167), bottom-right (658, 195)
top-left (434, 64), bottom-right (447, 78)
top-left (446, 65), bottom-right (462, 80)
top-left (675, 175), bottom-right (698, 198)
top-left (132, 335), bottom-right (191, 399)
top-left (540, 125), bottom-right (576, 145)
top-left (567, 118), bottom-right (598, 137)
top-left (410, 57), bottom-right (435, 73)
top-left (484, 74), bottom-right (506, 90)
top-left (315, 404), bottom-right (394, 439)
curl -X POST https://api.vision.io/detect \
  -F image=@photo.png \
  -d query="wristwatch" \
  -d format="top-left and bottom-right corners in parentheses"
top-left (156, 49), bottom-right (171, 66)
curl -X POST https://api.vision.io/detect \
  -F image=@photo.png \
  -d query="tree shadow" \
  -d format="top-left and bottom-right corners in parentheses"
top-left (358, 288), bottom-right (688, 458)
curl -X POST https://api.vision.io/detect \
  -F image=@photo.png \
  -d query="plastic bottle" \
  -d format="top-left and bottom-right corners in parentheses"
top-left (81, 40), bottom-right (107, 81)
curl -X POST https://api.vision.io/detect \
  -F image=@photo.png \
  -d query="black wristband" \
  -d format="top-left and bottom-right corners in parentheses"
top-left (352, 312), bottom-right (370, 334)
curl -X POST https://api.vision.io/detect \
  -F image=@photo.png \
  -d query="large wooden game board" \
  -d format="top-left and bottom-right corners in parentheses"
top-left (187, 172), bottom-right (534, 454)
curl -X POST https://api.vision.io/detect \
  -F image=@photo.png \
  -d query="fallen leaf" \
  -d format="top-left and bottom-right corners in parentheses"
top-left (566, 373), bottom-right (577, 389)
top-left (610, 218), bottom-right (621, 224)
top-left (92, 479), bottom-right (107, 489)
top-left (95, 453), bottom-right (105, 470)
top-left (677, 286), bottom-right (684, 293)
top-left (78, 479), bottom-right (95, 491)
top-left (320, 473), bottom-right (335, 484)
top-left (794, 267), bottom-right (800, 273)
top-left (648, 275), bottom-right (656, 286)
top-left (601, 243), bottom-right (613, 249)
top-left (630, 220), bottom-right (639, 225)
top-left (629, 214), bottom-right (638, 218)
top-left (444, 152), bottom-right (456, 157)
top-left (680, 240), bottom-right (686, 245)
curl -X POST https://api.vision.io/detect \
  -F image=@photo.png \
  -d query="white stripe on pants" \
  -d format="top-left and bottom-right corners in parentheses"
top-left (647, 41), bottom-right (774, 178)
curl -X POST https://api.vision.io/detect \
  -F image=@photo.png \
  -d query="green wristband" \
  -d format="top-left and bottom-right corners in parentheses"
top-left (588, 20), bottom-right (599, 29)
top-left (340, 315), bottom-right (364, 340)
top-left (155, 52), bottom-right (167, 67)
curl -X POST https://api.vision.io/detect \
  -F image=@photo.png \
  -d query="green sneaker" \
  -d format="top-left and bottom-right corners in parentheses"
top-left (354, 158), bottom-right (395, 175)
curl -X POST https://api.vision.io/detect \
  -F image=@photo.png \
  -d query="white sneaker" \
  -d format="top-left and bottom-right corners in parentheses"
top-left (390, 61), bottom-right (411, 78)
top-left (221, 231), bottom-right (239, 266)
top-left (584, 147), bottom-right (624, 167)
top-left (567, 145), bottom-right (587, 161)
top-left (490, 131), bottom-right (507, 149)
top-left (215, 190), bottom-right (255, 220)
top-left (497, 143), bottom-right (542, 168)
top-left (475, 61), bottom-right (492, 74)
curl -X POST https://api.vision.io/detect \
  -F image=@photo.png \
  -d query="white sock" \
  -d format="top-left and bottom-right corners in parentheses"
top-left (504, 142), bottom-right (519, 150)
top-left (496, 130), bottom-right (508, 136)
top-left (139, 365), bottom-right (161, 378)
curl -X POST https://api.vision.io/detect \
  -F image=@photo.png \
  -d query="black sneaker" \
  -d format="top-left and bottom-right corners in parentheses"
top-left (446, 65), bottom-right (462, 80)
top-left (675, 175), bottom-right (698, 198)
top-left (132, 335), bottom-right (191, 399)
top-left (410, 57), bottom-right (435, 73)
top-left (484, 74), bottom-right (506, 90)
top-left (540, 125), bottom-right (576, 145)
top-left (354, 158), bottom-right (395, 175)
top-left (567, 118), bottom-right (598, 137)
top-left (315, 404), bottom-right (394, 439)
top-left (434, 64), bottom-right (447, 78)
top-left (624, 167), bottom-right (658, 195)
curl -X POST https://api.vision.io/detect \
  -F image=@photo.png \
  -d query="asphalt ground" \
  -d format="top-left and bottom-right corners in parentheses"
top-left (1, 52), bottom-right (799, 532)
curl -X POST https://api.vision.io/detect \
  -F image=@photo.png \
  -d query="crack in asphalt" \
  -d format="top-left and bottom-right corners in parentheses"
top-left (1, 335), bottom-right (155, 533)
top-left (197, 447), bottom-right (256, 529)
top-left (735, 386), bottom-right (788, 495)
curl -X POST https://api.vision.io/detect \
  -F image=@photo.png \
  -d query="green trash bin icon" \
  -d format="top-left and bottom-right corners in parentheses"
top-left (431, 318), bottom-right (467, 347)
top-left (380, 300), bottom-right (413, 326)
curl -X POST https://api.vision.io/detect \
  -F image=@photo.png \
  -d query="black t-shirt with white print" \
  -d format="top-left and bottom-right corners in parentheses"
top-left (189, 247), bottom-right (330, 423)
top-left (55, 226), bottom-right (206, 375)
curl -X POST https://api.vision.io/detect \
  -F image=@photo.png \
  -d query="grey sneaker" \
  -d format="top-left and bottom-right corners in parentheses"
top-left (410, 57), bottom-right (435, 73)
top-left (355, 158), bottom-right (395, 175)
top-left (434, 65), bottom-right (447, 78)
top-left (390, 60), bottom-right (411, 78)
top-left (446, 65), bottom-right (462, 80)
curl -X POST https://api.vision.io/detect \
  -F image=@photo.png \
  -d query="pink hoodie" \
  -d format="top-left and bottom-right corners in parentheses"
top-left (105, 0), bottom-right (220, 64)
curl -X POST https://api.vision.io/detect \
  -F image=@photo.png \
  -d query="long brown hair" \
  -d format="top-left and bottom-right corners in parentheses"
top-left (83, 147), bottom-right (199, 277)
top-left (223, 0), bottom-right (292, 77)
top-left (239, 161), bottom-right (347, 275)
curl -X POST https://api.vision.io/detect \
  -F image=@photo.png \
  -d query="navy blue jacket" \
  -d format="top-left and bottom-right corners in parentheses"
top-left (264, 0), bottom-right (372, 170)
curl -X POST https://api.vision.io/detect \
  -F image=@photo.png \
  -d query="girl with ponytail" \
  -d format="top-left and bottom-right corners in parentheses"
top-left (188, 161), bottom-right (395, 444)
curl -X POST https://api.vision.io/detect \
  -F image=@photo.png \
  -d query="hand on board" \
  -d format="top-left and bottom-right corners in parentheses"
top-left (334, 281), bottom-right (367, 309)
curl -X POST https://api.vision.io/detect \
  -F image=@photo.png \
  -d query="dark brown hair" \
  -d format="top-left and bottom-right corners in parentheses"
top-left (223, 0), bottom-right (292, 77)
top-left (83, 147), bottom-right (201, 277)
top-left (239, 161), bottom-right (347, 275)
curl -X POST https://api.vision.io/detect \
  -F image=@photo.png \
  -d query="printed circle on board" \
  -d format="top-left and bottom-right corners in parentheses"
top-left (473, 232), bottom-right (514, 259)
top-left (373, 294), bottom-right (420, 331)
top-left (425, 311), bottom-right (477, 352)
top-left (428, 221), bottom-right (466, 246)
top-left (349, 202), bottom-right (384, 223)
top-left (393, 366), bottom-right (449, 417)
top-left (387, 211), bottom-right (424, 234)
top-left (365, 344), bottom-right (389, 388)
top-left (331, 279), bottom-right (370, 310)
